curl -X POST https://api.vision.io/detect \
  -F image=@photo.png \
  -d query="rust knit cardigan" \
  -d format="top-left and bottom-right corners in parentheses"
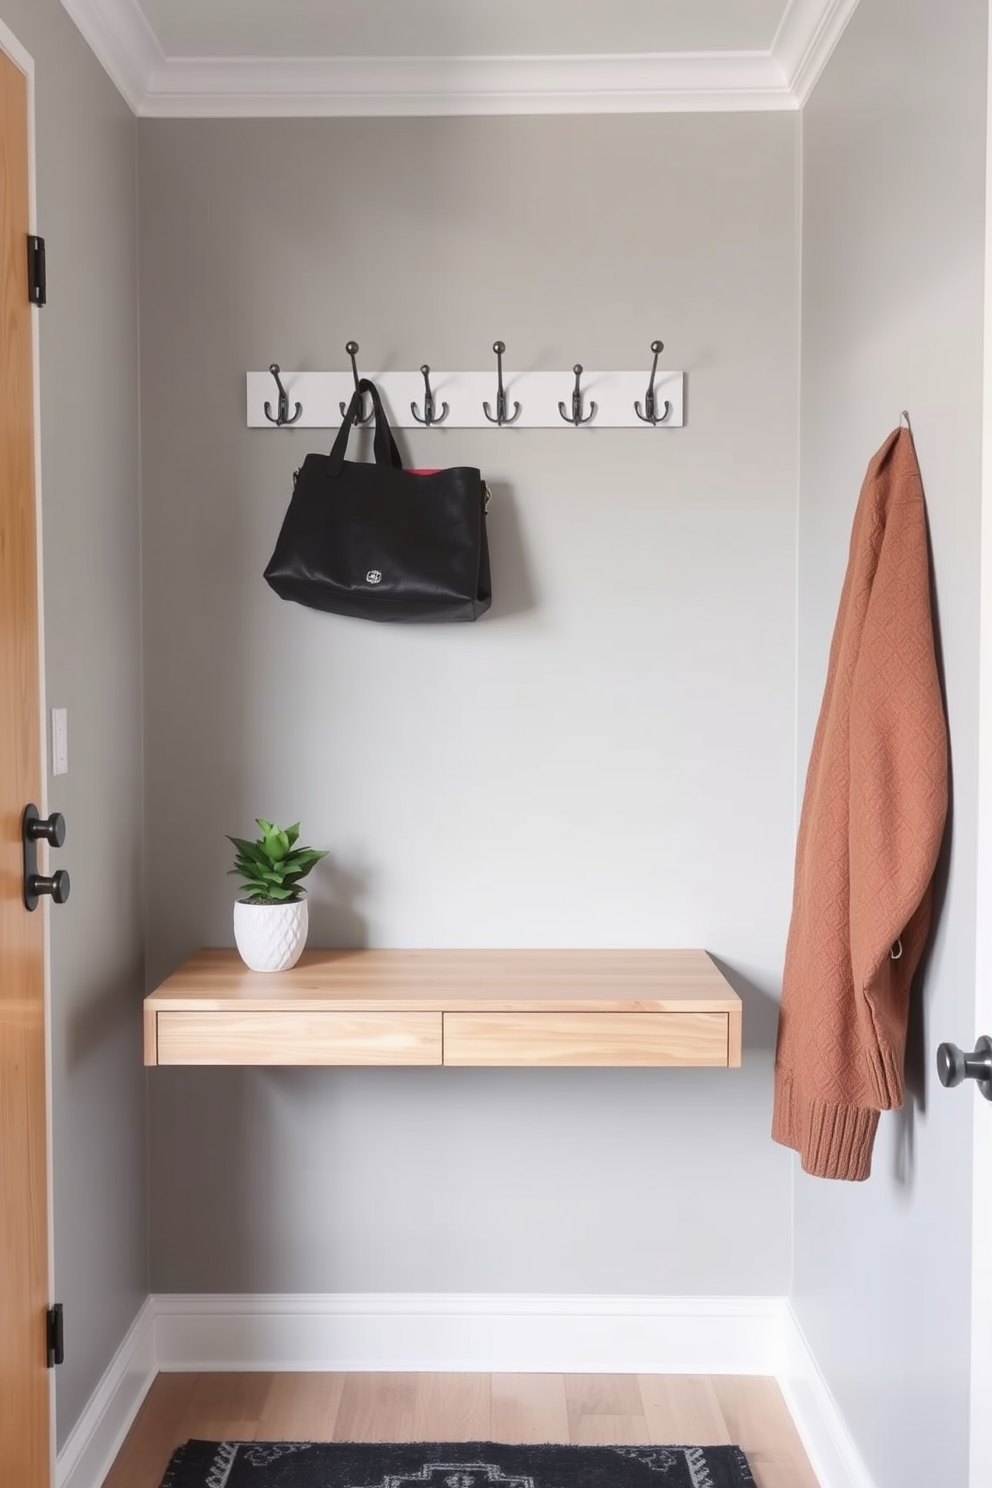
top-left (772, 427), bottom-right (948, 1181)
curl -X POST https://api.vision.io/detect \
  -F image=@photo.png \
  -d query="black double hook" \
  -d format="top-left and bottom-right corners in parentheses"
top-left (558, 364), bottom-right (596, 426)
top-left (411, 365), bottom-right (449, 427)
top-left (340, 341), bottom-right (375, 424)
top-left (483, 341), bottom-right (521, 427)
top-left (634, 340), bottom-right (672, 425)
top-left (263, 364), bottom-right (302, 427)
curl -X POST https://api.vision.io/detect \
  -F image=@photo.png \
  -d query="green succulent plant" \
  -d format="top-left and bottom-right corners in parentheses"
top-left (227, 818), bottom-right (328, 904)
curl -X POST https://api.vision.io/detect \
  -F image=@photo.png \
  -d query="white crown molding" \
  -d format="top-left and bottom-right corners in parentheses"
top-left (137, 52), bottom-right (792, 118)
top-left (58, 0), bottom-right (863, 117)
top-left (774, 0), bottom-right (861, 103)
top-left (60, 0), bottom-right (162, 112)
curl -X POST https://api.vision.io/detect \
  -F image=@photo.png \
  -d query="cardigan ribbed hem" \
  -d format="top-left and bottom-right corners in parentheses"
top-left (772, 1070), bottom-right (880, 1182)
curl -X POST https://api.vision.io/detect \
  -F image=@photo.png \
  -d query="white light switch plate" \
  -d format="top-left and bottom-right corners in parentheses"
top-left (52, 708), bottom-right (67, 775)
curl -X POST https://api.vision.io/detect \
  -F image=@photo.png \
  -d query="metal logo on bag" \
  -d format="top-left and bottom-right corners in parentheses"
top-left (366, 570), bottom-right (382, 584)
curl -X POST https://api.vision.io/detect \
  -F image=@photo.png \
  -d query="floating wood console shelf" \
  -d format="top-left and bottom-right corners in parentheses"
top-left (144, 949), bottom-right (742, 1069)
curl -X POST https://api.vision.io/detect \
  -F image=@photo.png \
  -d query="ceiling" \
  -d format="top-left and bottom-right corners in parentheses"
top-left (60, 0), bottom-right (859, 117)
top-left (134, 0), bottom-right (792, 59)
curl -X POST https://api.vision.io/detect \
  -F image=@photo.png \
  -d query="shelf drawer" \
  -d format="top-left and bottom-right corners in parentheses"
top-left (443, 1011), bottom-right (730, 1067)
top-left (154, 1010), bottom-right (442, 1066)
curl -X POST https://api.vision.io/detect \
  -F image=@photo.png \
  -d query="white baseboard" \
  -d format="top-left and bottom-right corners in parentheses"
top-left (778, 1302), bottom-right (877, 1488)
top-left (151, 1292), bottom-right (785, 1375)
top-left (56, 1297), bottom-right (157, 1488)
top-left (55, 1292), bottom-right (876, 1488)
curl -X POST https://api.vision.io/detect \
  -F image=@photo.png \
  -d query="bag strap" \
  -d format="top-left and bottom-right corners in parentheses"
top-left (328, 377), bottom-right (403, 476)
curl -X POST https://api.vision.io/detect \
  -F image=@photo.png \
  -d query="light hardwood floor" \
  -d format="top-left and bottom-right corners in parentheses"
top-left (101, 1373), bottom-right (820, 1488)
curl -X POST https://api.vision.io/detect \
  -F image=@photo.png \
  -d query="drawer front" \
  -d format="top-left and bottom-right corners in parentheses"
top-left (443, 1011), bottom-right (729, 1067)
top-left (155, 1010), bottom-right (442, 1066)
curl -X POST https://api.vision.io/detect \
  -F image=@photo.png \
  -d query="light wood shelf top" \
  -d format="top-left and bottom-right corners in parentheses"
top-left (146, 947), bottom-right (740, 1012)
top-left (144, 948), bottom-right (742, 1068)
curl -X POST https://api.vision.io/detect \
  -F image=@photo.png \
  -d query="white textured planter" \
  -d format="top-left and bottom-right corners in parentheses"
top-left (233, 896), bottom-right (309, 972)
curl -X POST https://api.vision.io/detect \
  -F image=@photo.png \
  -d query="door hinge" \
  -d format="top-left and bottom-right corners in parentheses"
top-left (46, 1303), bottom-right (64, 1368)
top-left (27, 235), bottom-right (46, 307)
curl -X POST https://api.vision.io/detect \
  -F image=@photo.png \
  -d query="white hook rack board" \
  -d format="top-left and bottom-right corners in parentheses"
top-left (246, 369), bottom-right (685, 430)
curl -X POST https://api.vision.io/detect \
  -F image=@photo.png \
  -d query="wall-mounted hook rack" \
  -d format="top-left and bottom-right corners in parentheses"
top-left (247, 350), bottom-right (685, 430)
top-left (558, 364), bottom-right (596, 426)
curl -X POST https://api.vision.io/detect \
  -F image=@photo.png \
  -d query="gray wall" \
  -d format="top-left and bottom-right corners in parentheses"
top-left (139, 114), bottom-right (799, 1296)
top-left (796, 2), bottom-right (987, 1485)
top-left (0, 0), bottom-right (145, 1450)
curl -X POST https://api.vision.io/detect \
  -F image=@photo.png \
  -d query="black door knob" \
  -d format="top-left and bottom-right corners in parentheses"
top-left (25, 810), bottom-right (66, 848)
top-left (28, 869), bottom-right (70, 905)
top-left (936, 1036), bottom-right (992, 1101)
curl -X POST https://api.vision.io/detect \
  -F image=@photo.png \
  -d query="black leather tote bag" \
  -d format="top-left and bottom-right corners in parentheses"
top-left (264, 378), bottom-right (492, 623)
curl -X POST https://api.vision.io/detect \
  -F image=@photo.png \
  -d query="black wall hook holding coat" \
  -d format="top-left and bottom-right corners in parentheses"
top-left (263, 364), bottom-right (302, 426)
top-left (634, 340), bottom-right (672, 425)
top-left (411, 364), bottom-right (449, 427)
top-left (483, 341), bottom-right (521, 426)
top-left (339, 341), bottom-right (375, 424)
top-left (558, 364), bottom-right (596, 426)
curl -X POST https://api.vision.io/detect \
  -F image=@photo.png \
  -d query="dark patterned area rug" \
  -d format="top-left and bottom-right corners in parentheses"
top-left (159, 1440), bottom-right (756, 1488)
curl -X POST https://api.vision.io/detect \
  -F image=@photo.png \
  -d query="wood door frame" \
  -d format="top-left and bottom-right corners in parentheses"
top-left (0, 16), bottom-right (55, 1477)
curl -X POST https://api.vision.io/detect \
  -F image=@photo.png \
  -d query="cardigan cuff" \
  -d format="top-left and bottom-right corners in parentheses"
top-left (865, 1036), bottom-right (906, 1111)
top-left (772, 1072), bottom-right (880, 1181)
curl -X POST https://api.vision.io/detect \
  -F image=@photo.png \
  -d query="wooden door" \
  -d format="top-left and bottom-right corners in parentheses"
top-left (0, 41), bottom-right (51, 1488)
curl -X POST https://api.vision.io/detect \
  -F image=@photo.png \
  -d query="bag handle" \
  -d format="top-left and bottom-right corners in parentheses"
top-left (328, 377), bottom-right (403, 476)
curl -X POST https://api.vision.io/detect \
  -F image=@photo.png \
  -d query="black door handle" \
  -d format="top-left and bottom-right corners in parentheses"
top-left (936, 1036), bottom-right (992, 1102)
top-left (22, 804), bottom-right (69, 911)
